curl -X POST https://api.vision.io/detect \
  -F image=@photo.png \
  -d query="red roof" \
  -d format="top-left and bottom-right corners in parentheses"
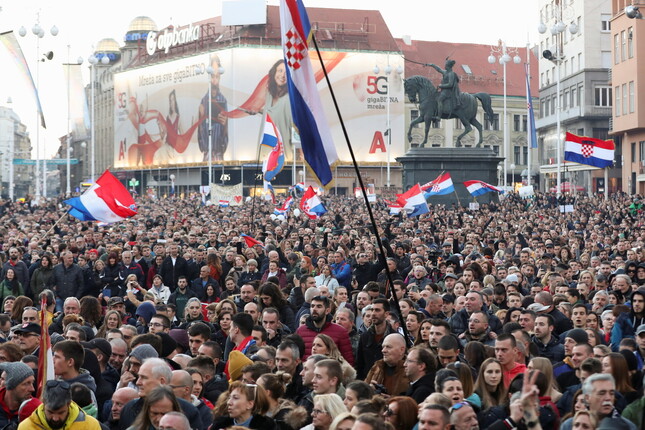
top-left (397, 39), bottom-right (539, 97)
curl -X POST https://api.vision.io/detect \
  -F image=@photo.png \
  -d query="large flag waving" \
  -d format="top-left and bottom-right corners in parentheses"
top-left (525, 63), bottom-right (537, 149)
top-left (396, 184), bottom-right (429, 217)
top-left (300, 186), bottom-right (327, 219)
top-left (280, 0), bottom-right (338, 186)
top-left (0, 31), bottom-right (46, 128)
top-left (564, 132), bottom-right (615, 169)
top-left (464, 180), bottom-right (502, 197)
top-left (262, 114), bottom-right (285, 182)
top-left (64, 170), bottom-right (137, 223)
top-left (422, 172), bottom-right (455, 197)
top-left (36, 296), bottom-right (54, 398)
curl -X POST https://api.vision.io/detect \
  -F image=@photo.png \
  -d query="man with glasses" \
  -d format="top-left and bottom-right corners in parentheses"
top-left (119, 325), bottom-right (137, 348)
top-left (21, 379), bottom-right (101, 429)
top-left (148, 314), bottom-right (171, 334)
top-left (14, 322), bottom-right (41, 356)
top-left (449, 402), bottom-right (479, 430)
top-left (404, 346), bottom-right (436, 403)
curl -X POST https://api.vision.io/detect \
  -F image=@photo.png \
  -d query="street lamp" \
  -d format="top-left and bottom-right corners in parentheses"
top-left (488, 40), bottom-right (521, 191)
top-left (87, 52), bottom-right (111, 184)
top-left (538, 4), bottom-right (578, 196)
top-left (510, 163), bottom-right (516, 191)
top-left (373, 61), bottom-right (403, 188)
top-left (18, 17), bottom-right (58, 199)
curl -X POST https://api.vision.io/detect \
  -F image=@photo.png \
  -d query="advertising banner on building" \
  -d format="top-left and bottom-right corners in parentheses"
top-left (114, 47), bottom-right (404, 168)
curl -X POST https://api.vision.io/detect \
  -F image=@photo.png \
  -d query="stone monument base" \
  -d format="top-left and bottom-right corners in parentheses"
top-left (396, 147), bottom-right (504, 206)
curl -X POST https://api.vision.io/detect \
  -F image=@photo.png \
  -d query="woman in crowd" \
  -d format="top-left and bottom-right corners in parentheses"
top-left (100, 252), bottom-right (123, 297)
top-left (329, 413), bottom-right (356, 430)
top-left (415, 319), bottom-right (432, 348)
top-left (146, 254), bottom-right (164, 289)
top-left (30, 253), bottom-right (54, 297)
top-left (397, 299), bottom-right (416, 320)
top-left (180, 298), bottom-right (205, 328)
top-left (203, 284), bottom-right (219, 304)
top-left (148, 274), bottom-right (171, 304)
top-left (602, 352), bottom-right (638, 404)
top-left (382, 397), bottom-right (418, 430)
top-left (212, 381), bottom-right (276, 430)
top-left (452, 281), bottom-right (467, 297)
top-left (528, 357), bottom-right (561, 403)
top-left (600, 309), bottom-right (616, 344)
top-left (435, 372), bottom-right (465, 406)
top-left (256, 372), bottom-right (308, 430)
top-left (308, 394), bottom-right (346, 430)
top-left (96, 309), bottom-right (122, 339)
top-left (221, 276), bottom-right (240, 299)
top-left (474, 358), bottom-right (506, 411)
top-left (213, 311), bottom-right (233, 354)
top-left (238, 259), bottom-right (262, 287)
top-left (314, 265), bottom-right (339, 293)
top-left (332, 286), bottom-right (353, 315)
top-left (227, 254), bottom-right (248, 285)
top-left (10, 296), bottom-right (33, 325)
top-left (130, 386), bottom-right (182, 430)
top-left (447, 362), bottom-right (481, 408)
top-left (560, 390), bottom-right (585, 422)
top-left (186, 367), bottom-right (214, 409)
top-left (207, 253), bottom-right (224, 282)
top-left (405, 311), bottom-right (423, 344)
top-left (311, 334), bottom-right (355, 384)
top-left (343, 381), bottom-right (373, 412)
top-left (258, 282), bottom-right (295, 332)
top-left (0, 268), bottom-right (23, 299)
top-left (79, 296), bottom-right (103, 333)
top-left (502, 307), bottom-right (522, 325)
top-left (262, 261), bottom-right (287, 290)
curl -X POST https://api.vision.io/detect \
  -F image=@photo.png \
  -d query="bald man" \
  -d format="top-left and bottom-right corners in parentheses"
top-left (159, 412), bottom-right (190, 430)
top-left (105, 388), bottom-right (138, 430)
top-left (170, 370), bottom-right (211, 429)
top-left (365, 333), bottom-right (409, 396)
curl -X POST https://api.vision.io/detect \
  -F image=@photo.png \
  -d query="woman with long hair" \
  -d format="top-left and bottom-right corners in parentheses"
top-left (211, 381), bottom-right (276, 430)
top-left (502, 307), bottom-right (522, 325)
top-left (464, 341), bottom-right (490, 374)
top-left (213, 311), bottom-right (233, 352)
top-left (258, 282), bottom-right (295, 332)
top-left (343, 381), bottom-right (373, 412)
top-left (314, 265), bottom-right (339, 293)
top-left (415, 319), bottom-right (432, 348)
top-left (30, 253), bottom-right (55, 297)
top-left (0, 268), bottom-right (23, 300)
top-left (560, 390), bottom-right (586, 422)
top-left (313, 257), bottom-right (327, 277)
top-left (257, 372), bottom-right (308, 430)
top-left (79, 296), bottom-right (103, 332)
top-left (207, 252), bottom-right (224, 282)
top-left (203, 284), bottom-right (219, 304)
top-left (405, 311), bottom-right (423, 344)
top-left (227, 254), bottom-right (247, 285)
top-left (131, 385), bottom-right (181, 430)
top-left (311, 334), bottom-right (355, 385)
top-left (146, 255), bottom-right (164, 289)
top-left (528, 357), bottom-right (561, 402)
top-left (447, 362), bottom-right (481, 408)
top-left (473, 358), bottom-right (506, 411)
top-left (100, 252), bottom-right (122, 297)
top-left (10, 296), bottom-right (33, 325)
top-left (96, 309), bottom-right (122, 339)
top-left (382, 397), bottom-right (418, 430)
top-left (185, 367), bottom-right (214, 409)
top-left (602, 352), bottom-right (638, 403)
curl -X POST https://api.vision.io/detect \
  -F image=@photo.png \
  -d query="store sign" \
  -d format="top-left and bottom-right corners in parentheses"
top-left (147, 24), bottom-right (201, 55)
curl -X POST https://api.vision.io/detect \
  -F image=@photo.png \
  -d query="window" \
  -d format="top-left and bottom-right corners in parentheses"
top-left (628, 27), bottom-right (634, 58)
top-left (551, 95), bottom-right (556, 115)
top-left (594, 86), bottom-right (612, 107)
top-left (623, 84), bottom-right (627, 115)
top-left (630, 81), bottom-right (635, 113)
top-left (640, 141), bottom-right (645, 162)
top-left (632, 142), bottom-right (636, 163)
top-left (492, 145), bottom-right (500, 156)
top-left (485, 113), bottom-right (499, 131)
top-left (563, 90), bottom-right (569, 109)
top-left (514, 146), bottom-right (521, 165)
top-left (615, 86), bottom-right (621, 116)
top-left (522, 115), bottom-right (527, 131)
top-left (621, 31), bottom-right (627, 62)
top-left (578, 84), bottom-right (584, 106)
top-left (523, 147), bottom-right (528, 165)
top-left (570, 87), bottom-right (577, 107)
top-left (601, 14), bottom-right (611, 32)
top-left (541, 98), bottom-right (548, 118)
top-left (514, 114), bottom-right (521, 132)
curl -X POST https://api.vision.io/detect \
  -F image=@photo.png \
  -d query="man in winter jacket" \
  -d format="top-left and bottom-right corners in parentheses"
top-left (296, 295), bottom-right (354, 364)
top-left (532, 314), bottom-right (565, 362)
top-left (0, 362), bottom-right (35, 429)
top-left (355, 298), bottom-right (395, 380)
top-left (449, 291), bottom-right (502, 336)
top-left (52, 251), bottom-right (84, 310)
top-left (53, 340), bottom-right (97, 393)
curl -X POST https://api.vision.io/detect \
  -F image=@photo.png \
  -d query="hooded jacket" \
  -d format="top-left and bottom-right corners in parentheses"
top-left (19, 401), bottom-right (101, 430)
top-left (532, 334), bottom-right (565, 362)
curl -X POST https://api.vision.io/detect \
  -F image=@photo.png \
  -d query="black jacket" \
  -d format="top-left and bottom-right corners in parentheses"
top-left (212, 414), bottom-right (277, 430)
top-left (405, 372), bottom-right (435, 404)
top-left (532, 334), bottom-right (565, 362)
top-left (355, 323), bottom-right (395, 380)
top-left (159, 255), bottom-right (188, 290)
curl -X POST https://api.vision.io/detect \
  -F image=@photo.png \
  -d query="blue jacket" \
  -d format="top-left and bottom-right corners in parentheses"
top-left (331, 260), bottom-right (351, 287)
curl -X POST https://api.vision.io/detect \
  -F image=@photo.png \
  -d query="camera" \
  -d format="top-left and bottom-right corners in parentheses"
top-left (373, 383), bottom-right (387, 395)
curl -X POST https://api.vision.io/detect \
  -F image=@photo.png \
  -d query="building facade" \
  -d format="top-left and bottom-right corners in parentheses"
top-left (0, 106), bottom-right (33, 198)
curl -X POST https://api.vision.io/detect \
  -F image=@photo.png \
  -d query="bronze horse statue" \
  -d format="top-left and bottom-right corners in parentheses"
top-left (404, 75), bottom-right (495, 148)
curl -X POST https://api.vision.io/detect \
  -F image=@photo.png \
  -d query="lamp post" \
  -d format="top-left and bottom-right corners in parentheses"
top-left (510, 163), bottom-right (516, 191)
top-left (87, 52), bottom-right (110, 183)
top-left (6, 97), bottom-right (15, 201)
top-left (488, 40), bottom-right (521, 191)
top-left (18, 17), bottom-right (58, 199)
top-left (538, 4), bottom-right (578, 196)
top-left (373, 61), bottom-right (403, 188)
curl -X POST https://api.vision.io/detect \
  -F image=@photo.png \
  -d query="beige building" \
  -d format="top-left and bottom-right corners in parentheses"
top-left (0, 106), bottom-right (33, 198)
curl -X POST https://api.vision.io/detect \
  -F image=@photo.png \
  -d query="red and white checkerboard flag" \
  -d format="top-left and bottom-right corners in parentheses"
top-left (564, 132), bottom-right (615, 169)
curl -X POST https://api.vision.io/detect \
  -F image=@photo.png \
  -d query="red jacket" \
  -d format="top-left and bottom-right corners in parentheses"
top-left (297, 315), bottom-right (355, 365)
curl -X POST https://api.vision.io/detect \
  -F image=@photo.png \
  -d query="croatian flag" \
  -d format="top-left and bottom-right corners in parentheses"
top-left (422, 172), bottom-right (455, 197)
top-left (300, 186), bottom-right (327, 219)
top-left (262, 114), bottom-right (285, 182)
top-left (65, 170), bottom-right (137, 224)
top-left (241, 234), bottom-right (264, 248)
top-left (525, 63), bottom-right (537, 149)
top-left (396, 184), bottom-right (429, 217)
top-left (464, 180), bottom-right (502, 197)
top-left (384, 199), bottom-right (403, 215)
top-left (36, 295), bottom-right (54, 398)
top-left (219, 200), bottom-right (230, 207)
top-left (564, 132), bottom-right (615, 169)
top-left (264, 181), bottom-right (277, 204)
top-left (274, 196), bottom-right (294, 215)
top-left (280, 0), bottom-right (338, 186)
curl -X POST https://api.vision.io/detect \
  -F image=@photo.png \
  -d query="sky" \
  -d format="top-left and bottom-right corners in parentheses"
top-left (0, 0), bottom-right (540, 158)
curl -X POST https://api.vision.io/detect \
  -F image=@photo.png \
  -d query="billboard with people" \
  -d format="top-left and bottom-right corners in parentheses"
top-left (113, 47), bottom-right (404, 168)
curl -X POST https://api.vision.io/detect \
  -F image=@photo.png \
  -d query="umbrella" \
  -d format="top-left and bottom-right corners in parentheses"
top-left (549, 182), bottom-right (586, 193)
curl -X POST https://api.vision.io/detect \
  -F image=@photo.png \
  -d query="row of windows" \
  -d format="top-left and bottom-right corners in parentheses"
top-left (409, 112), bottom-right (531, 133)
top-left (615, 82), bottom-right (635, 116)
top-left (629, 142), bottom-right (645, 163)
top-left (540, 53), bottom-right (585, 86)
top-left (539, 84), bottom-right (584, 118)
top-left (614, 27), bottom-right (634, 64)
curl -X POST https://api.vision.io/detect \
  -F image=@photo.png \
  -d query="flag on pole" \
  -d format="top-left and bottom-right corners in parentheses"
top-left (564, 132), bottom-right (615, 169)
top-left (64, 170), bottom-right (137, 224)
top-left (262, 115), bottom-right (285, 182)
top-left (525, 63), bottom-right (537, 149)
top-left (36, 296), bottom-right (54, 398)
top-left (396, 184), bottom-right (429, 217)
top-left (422, 173), bottom-right (455, 197)
top-left (241, 234), bottom-right (264, 248)
top-left (300, 186), bottom-right (327, 219)
top-left (464, 180), bottom-right (503, 197)
top-left (280, 0), bottom-right (338, 186)
top-left (0, 31), bottom-right (47, 128)
top-left (274, 196), bottom-right (294, 216)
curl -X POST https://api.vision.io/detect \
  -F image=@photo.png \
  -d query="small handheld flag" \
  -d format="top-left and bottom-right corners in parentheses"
top-left (464, 180), bottom-right (502, 197)
top-left (422, 173), bottom-right (455, 197)
top-left (396, 184), bottom-right (429, 217)
top-left (241, 234), bottom-right (264, 248)
top-left (262, 114), bottom-right (285, 182)
top-left (300, 186), bottom-right (327, 219)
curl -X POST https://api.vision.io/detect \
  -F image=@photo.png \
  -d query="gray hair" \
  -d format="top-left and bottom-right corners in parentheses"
top-left (43, 382), bottom-right (72, 410)
top-left (160, 412), bottom-right (190, 430)
top-left (361, 304), bottom-right (374, 317)
top-left (336, 307), bottom-right (355, 322)
top-left (144, 357), bottom-right (172, 382)
top-left (600, 310), bottom-right (614, 321)
top-left (304, 287), bottom-right (321, 303)
top-left (582, 373), bottom-right (614, 396)
top-left (594, 290), bottom-right (609, 298)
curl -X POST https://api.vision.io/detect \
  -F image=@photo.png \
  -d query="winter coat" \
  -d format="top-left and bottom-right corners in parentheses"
top-left (330, 260), bottom-right (352, 288)
top-left (296, 315), bottom-right (354, 365)
top-left (355, 323), bottom-right (396, 380)
top-left (449, 307), bottom-right (502, 336)
top-left (261, 269), bottom-right (287, 290)
top-left (52, 263), bottom-right (84, 300)
top-left (18, 402), bottom-right (101, 430)
top-left (212, 414), bottom-right (277, 430)
top-left (365, 359), bottom-right (409, 396)
top-left (532, 334), bottom-right (565, 362)
top-left (30, 265), bottom-right (55, 297)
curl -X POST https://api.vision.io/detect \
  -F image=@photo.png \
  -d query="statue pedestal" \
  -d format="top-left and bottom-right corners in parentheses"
top-left (396, 147), bottom-right (504, 205)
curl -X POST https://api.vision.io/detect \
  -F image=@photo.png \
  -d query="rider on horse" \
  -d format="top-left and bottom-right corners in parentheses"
top-left (429, 59), bottom-right (461, 120)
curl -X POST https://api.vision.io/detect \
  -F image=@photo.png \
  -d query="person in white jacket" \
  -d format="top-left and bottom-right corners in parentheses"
top-left (149, 274), bottom-right (171, 304)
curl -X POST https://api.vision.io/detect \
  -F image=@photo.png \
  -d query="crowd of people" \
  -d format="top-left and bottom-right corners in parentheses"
top-left (0, 190), bottom-right (642, 430)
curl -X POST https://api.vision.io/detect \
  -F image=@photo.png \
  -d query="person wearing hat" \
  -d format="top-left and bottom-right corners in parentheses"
top-left (14, 322), bottom-right (41, 356)
top-left (86, 338), bottom-right (119, 391)
top-left (117, 344), bottom-right (159, 390)
top-left (19, 379), bottom-right (101, 430)
top-left (635, 323), bottom-right (645, 366)
top-left (533, 291), bottom-right (573, 336)
top-left (0, 361), bottom-right (35, 428)
top-left (552, 328), bottom-right (589, 380)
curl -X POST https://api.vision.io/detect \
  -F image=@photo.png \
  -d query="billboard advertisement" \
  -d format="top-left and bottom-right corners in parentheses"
top-left (114, 47), bottom-right (404, 169)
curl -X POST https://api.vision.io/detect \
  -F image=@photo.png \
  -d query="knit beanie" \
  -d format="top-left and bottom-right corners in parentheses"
top-left (169, 329), bottom-right (189, 352)
top-left (136, 302), bottom-right (157, 325)
top-left (157, 332), bottom-right (178, 358)
top-left (1, 362), bottom-right (35, 390)
top-left (129, 344), bottom-right (159, 361)
top-left (565, 328), bottom-right (589, 344)
top-left (228, 350), bottom-right (253, 383)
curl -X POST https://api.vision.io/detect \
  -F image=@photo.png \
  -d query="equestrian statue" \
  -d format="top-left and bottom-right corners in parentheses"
top-left (405, 59), bottom-right (494, 148)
